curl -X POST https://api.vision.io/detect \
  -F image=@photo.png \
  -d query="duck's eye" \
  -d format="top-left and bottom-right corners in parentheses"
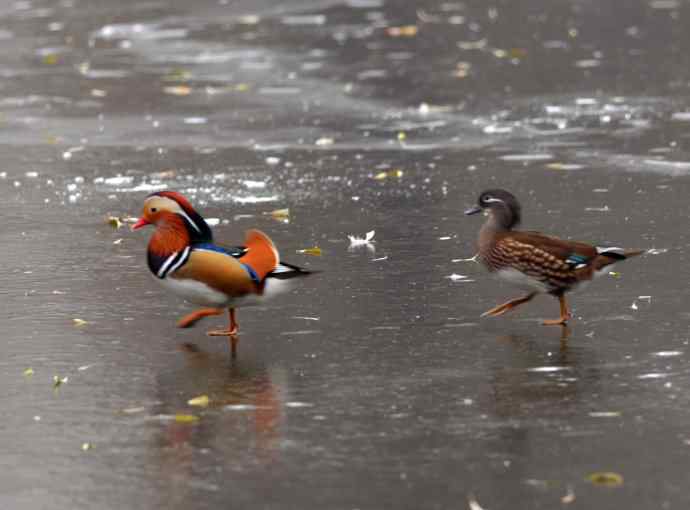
top-left (151, 207), bottom-right (158, 213)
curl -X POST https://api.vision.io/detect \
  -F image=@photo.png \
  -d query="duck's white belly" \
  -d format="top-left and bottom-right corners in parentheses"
top-left (159, 276), bottom-right (229, 306)
top-left (158, 275), bottom-right (295, 308)
top-left (495, 268), bottom-right (550, 293)
top-left (232, 277), bottom-right (293, 306)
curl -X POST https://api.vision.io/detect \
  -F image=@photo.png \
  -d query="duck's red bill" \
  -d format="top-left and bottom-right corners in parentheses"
top-left (131, 218), bottom-right (150, 230)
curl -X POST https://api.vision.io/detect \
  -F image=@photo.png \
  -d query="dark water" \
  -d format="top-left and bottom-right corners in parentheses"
top-left (2, 0), bottom-right (690, 508)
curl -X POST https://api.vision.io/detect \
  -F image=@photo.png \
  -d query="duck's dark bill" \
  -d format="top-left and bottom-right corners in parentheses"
top-left (464, 206), bottom-right (482, 215)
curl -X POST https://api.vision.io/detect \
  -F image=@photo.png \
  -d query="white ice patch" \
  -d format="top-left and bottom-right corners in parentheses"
top-left (242, 180), bottom-right (267, 189)
top-left (446, 273), bottom-right (474, 282)
top-left (232, 195), bottom-right (279, 204)
top-left (104, 176), bottom-right (135, 186)
top-left (499, 153), bottom-right (553, 162)
top-left (527, 366), bottom-right (572, 373)
top-left (654, 351), bottom-right (683, 357)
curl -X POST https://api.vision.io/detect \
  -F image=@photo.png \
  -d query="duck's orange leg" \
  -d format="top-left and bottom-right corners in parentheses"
top-left (207, 308), bottom-right (239, 336)
top-left (207, 308), bottom-right (239, 357)
top-left (542, 294), bottom-right (571, 326)
top-left (481, 292), bottom-right (537, 318)
top-left (177, 308), bottom-right (223, 328)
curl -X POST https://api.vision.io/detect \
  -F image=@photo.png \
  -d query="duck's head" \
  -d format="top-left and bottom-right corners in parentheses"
top-left (465, 189), bottom-right (521, 230)
top-left (132, 191), bottom-right (212, 241)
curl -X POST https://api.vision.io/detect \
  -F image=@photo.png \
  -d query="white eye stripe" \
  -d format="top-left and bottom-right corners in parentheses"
top-left (178, 210), bottom-right (202, 233)
top-left (483, 197), bottom-right (504, 204)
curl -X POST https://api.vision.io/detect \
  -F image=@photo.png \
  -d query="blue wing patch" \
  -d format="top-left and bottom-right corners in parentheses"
top-left (565, 253), bottom-right (590, 268)
top-left (192, 242), bottom-right (246, 258)
top-left (241, 263), bottom-right (260, 284)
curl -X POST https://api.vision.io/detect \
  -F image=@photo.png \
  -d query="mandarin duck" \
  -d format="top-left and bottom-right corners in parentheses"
top-left (133, 191), bottom-right (314, 355)
top-left (465, 189), bottom-right (642, 325)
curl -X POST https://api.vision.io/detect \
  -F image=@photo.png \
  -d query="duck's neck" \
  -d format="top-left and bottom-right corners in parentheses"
top-left (478, 212), bottom-right (512, 252)
top-left (149, 216), bottom-right (191, 257)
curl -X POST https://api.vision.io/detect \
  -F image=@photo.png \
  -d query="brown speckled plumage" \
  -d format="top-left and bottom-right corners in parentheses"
top-left (480, 230), bottom-right (598, 294)
top-left (466, 189), bottom-right (643, 325)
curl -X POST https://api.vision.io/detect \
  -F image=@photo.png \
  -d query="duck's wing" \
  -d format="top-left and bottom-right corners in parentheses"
top-left (194, 242), bottom-right (248, 259)
top-left (171, 247), bottom-right (257, 298)
top-left (492, 231), bottom-right (599, 290)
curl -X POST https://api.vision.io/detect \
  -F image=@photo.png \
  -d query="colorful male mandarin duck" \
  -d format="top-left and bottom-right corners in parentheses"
top-left (465, 189), bottom-right (642, 325)
top-left (133, 191), bottom-right (313, 355)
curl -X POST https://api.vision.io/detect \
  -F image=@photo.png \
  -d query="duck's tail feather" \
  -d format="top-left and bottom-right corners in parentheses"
top-left (241, 229), bottom-right (280, 282)
top-left (268, 261), bottom-right (319, 280)
top-left (593, 247), bottom-right (644, 270)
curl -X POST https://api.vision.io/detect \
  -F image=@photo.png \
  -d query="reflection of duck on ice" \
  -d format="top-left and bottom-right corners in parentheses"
top-left (156, 344), bottom-right (288, 481)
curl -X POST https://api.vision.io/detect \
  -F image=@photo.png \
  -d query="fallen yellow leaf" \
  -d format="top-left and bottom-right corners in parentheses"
top-left (53, 375), bottom-right (68, 388)
top-left (586, 472), bottom-right (623, 487)
top-left (42, 54), bottom-right (59, 65)
top-left (264, 208), bottom-right (290, 219)
top-left (188, 395), bottom-right (210, 407)
top-left (73, 318), bottom-right (88, 327)
top-left (106, 216), bottom-right (122, 229)
top-left (297, 247), bottom-right (322, 256)
top-left (23, 368), bottom-right (34, 377)
top-left (82, 442), bottom-right (92, 451)
top-left (374, 169), bottom-right (404, 180)
top-left (174, 414), bottom-right (200, 423)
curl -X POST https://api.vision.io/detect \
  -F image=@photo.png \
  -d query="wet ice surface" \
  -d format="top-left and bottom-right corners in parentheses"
top-left (3, 0), bottom-right (690, 508)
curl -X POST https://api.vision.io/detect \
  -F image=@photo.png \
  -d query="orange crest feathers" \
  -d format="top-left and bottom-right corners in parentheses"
top-left (153, 191), bottom-right (197, 215)
top-left (241, 230), bottom-right (280, 282)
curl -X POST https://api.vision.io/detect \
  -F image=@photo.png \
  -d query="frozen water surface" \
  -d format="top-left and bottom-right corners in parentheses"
top-left (2, 0), bottom-right (690, 509)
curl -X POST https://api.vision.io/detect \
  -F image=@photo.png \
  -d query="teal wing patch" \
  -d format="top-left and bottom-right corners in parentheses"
top-left (565, 253), bottom-right (591, 268)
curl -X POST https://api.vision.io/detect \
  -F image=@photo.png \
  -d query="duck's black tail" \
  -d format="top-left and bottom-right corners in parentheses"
top-left (268, 262), bottom-right (320, 280)
top-left (593, 248), bottom-right (644, 271)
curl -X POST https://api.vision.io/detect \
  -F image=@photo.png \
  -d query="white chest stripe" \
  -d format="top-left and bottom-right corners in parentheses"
top-left (157, 251), bottom-right (179, 278)
top-left (167, 246), bottom-right (191, 276)
top-left (157, 246), bottom-right (191, 279)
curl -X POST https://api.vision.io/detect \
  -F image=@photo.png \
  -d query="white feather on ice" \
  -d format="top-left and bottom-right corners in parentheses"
top-left (348, 230), bottom-right (375, 251)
